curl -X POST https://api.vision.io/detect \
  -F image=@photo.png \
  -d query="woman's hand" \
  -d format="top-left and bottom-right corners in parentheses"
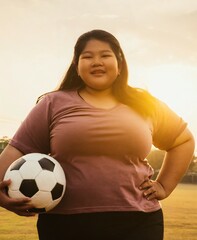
top-left (0, 179), bottom-right (36, 217)
top-left (139, 179), bottom-right (167, 201)
top-left (0, 145), bottom-right (35, 216)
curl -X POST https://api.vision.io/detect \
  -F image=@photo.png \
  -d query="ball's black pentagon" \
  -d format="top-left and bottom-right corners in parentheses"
top-left (10, 158), bottom-right (26, 171)
top-left (38, 158), bottom-right (55, 172)
top-left (51, 183), bottom-right (64, 200)
top-left (20, 179), bottom-right (39, 197)
top-left (29, 208), bottom-right (46, 213)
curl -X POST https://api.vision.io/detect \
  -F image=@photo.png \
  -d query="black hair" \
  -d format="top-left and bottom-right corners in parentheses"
top-left (39, 29), bottom-right (156, 117)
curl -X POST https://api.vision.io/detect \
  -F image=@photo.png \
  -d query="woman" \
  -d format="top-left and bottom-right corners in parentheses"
top-left (0, 30), bottom-right (195, 240)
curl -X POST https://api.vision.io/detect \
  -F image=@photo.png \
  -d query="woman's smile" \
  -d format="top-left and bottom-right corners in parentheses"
top-left (90, 69), bottom-right (106, 76)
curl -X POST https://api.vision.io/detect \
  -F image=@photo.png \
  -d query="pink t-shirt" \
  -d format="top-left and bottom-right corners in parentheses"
top-left (10, 90), bottom-right (187, 214)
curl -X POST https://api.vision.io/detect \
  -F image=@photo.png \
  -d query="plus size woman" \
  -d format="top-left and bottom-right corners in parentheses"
top-left (0, 29), bottom-right (195, 240)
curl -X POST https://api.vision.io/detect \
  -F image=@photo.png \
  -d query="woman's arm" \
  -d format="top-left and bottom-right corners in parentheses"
top-left (140, 128), bottom-right (195, 200)
top-left (0, 145), bottom-right (35, 216)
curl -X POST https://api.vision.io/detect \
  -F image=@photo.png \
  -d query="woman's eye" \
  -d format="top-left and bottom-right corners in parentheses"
top-left (81, 55), bottom-right (92, 59)
top-left (102, 54), bottom-right (112, 58)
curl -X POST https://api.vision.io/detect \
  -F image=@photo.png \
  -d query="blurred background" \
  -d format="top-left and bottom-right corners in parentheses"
top-left (0, 0), bottom-right (197, 147)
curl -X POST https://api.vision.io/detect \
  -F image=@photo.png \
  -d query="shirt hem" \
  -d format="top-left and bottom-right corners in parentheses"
top-left (49, 203), bottom-right (162, 215)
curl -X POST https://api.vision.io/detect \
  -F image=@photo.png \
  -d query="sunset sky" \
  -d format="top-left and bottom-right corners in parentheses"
top-left (0, 0), bottom-right (197, 146)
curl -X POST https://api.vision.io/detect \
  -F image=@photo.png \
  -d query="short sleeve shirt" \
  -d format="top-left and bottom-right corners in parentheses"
top-left (10, 90), bottom-right (187, 214)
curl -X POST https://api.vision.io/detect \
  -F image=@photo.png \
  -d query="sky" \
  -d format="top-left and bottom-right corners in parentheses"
top-left (0, 0), bottom-right (197, 146)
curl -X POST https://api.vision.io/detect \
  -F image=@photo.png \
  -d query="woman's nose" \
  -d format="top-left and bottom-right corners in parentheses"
top-left (91, 57), bottom-right (103, 66)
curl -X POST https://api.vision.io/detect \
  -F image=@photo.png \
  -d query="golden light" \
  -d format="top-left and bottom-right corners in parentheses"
top-left (131, 64), bottom-right (197, 122)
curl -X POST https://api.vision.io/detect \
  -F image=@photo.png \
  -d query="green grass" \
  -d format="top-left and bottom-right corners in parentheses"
top-left (0, 184), bottom-right (196, 240)
top-left (0, 209), bottom-right (38, 240)
top-left (162, 183), bottom-right (197, 240)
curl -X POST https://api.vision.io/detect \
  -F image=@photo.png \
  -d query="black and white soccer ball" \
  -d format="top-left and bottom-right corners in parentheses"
top-left (4, 153), bottom-right (66, 213)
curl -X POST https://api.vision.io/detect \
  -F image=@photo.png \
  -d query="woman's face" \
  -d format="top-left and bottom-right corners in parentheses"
top-left (77, 39), bottom-right (120, 91)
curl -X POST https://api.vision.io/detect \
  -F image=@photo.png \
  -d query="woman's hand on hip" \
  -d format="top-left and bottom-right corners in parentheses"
top-left (139, 180), bottom-right (167, 201)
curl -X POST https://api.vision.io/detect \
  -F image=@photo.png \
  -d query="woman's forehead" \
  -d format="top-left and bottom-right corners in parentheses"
top-left (81, 39), bottom-right (113, 53)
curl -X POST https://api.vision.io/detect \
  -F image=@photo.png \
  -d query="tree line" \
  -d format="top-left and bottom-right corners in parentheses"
top-left (147, 149), bottom-right (197, 184)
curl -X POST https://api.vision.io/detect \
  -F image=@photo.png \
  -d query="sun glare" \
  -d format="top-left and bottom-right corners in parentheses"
top-left (131, 64), bottom-right (197, 122)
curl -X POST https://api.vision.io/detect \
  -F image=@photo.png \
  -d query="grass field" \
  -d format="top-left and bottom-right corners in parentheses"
top-left (0, 183), bottom-right (196, 240)
top-left (162, 183), bottom-right (197, 240)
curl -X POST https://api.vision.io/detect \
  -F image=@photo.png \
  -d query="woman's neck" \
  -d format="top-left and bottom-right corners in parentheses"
top-left (79, 87), bottom-right (119, 109)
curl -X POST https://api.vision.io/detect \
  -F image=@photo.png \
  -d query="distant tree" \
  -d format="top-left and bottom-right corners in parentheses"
top-left (0, 136), bottom-right (10, 153)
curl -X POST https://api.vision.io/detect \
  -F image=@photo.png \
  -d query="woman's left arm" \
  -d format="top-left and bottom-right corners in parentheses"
top-left (140, 127), bottom-right (195, 200)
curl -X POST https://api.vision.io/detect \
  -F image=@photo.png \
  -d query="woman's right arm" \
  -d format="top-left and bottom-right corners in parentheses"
top-left (0, 145), bottom-right (35, 216)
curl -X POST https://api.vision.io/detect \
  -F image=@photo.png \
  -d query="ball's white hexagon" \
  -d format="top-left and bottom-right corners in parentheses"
top-left (19, 161), bottom-right (42, 179)
top-left (53, 164), bottom-right (66, 185)
top-left (31, 191), bottom-right (53, 208)
top-left (45, 198), bottom-right (62, 212)
top-left (36, 171), bottom-right (56, 191)
top-left (8, 188), bottom-right (26, 198)
top-left (4, 170), bottom-right (23, 191)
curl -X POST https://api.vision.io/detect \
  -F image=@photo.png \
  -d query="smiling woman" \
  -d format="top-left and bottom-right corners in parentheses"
top-left (0, 29), bottom-right (195, 240)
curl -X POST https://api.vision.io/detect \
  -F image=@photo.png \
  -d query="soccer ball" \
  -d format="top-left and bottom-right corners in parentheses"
top-left (3, 153), bottom-right (66, 213)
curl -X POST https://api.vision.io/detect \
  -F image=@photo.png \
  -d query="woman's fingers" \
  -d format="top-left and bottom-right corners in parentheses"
top-left (0, 179), bottom-right (11, 189)
top-left (139, 180), bottom-right (166, 200)
top-left (0, 180), bottom-right (35, 216)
